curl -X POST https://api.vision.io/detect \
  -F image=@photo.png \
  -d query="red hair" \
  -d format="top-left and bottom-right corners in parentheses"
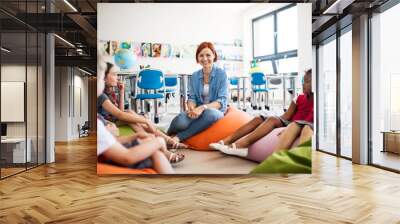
top-left (195, 42), bottom-right (217, 63)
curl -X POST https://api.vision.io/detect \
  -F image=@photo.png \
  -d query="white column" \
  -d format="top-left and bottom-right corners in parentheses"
top-left (46, 33), bottom-right (55, 163)
top-left (352, 14), bottom-right (369, 164)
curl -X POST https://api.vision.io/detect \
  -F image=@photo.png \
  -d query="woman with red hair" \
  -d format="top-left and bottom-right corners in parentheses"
top-left (167, 42), bottom-right (229, 142)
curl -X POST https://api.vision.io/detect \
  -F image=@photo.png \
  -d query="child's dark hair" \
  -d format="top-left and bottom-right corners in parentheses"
top-left (104, 62), bottom-right (114, 79)
top-left (305, 69), bottom-right (312, 76)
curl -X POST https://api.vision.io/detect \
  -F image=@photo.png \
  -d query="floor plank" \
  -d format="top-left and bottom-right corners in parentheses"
top-left (0, 135), bottom-right (399, 223)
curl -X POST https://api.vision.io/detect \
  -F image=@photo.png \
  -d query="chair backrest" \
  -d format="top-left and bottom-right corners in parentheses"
top-left (82, 121), bottom-right (90, 129)
top-left (251, 72), bottom-right (266, 86)
top-left (165, 76), bottom-right (178, 87)
top-left (229, 77), bottom-right (239, 86)
top-left (269, 78), bottom-right (282, 85)
top-left (138, 69), bottom-right (164, 90)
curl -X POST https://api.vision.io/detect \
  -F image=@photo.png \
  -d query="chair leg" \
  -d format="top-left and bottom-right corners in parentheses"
top-left (265, 91), bottom-right (269, 111)
top-left (272, 91), bottom-right (275, 111)
top-left (252, 91), bottom-right (256, 110)
top-left (140, 100), bottom-right (145, 115)
top-left (154, 99), bottom-right (159, 123)
top-left (165, 94), bottom-right (168, 114)
top-left (257, 92), bottom-right (261, 110)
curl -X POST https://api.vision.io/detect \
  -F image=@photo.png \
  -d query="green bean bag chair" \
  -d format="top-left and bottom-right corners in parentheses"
top-left (117, 124), bottom-right (166, 137)
top-left (250, 139), bottom-right (312, 174)
top-left (118, 124), bottom-right (135, 136)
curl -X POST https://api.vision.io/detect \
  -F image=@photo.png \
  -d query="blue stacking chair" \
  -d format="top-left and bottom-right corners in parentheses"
top-left (229, 77), bottom-right (240, 104)
top-left (135, 69), bottom-right (165, 123)
top-left (250, 72), bottom-right (270, 110)
top-left (159, 75), bottom-right (178, 112)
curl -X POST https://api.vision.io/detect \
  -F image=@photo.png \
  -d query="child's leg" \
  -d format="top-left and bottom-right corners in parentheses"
top-left (104, 137), bottom-right (166, 167)
top-left (123, 138), bottom-right (165, 164)
top-left (151, 150), bottom-right (174, 174)
top-left (274, 122), bottom-right (302, 152)
top-left (222, 115), bottom-right (264, 145)
top-left (139, 137), bottom-right (185, 162)
top-left (233, 116), bottom-right (283, 148)
top-left (298, 125), bottom-right (313, 145)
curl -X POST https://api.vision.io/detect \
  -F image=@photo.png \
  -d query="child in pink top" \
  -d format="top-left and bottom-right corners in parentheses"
top-left (210, 69), bottom-right (313, 157)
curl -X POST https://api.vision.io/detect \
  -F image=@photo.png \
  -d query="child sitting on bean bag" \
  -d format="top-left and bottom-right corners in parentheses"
top-left (210, 69), bottom-right (313, 157)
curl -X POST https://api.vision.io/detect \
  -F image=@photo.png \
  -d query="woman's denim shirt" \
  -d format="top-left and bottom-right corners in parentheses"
top-left (187, 65), bottom-right (229, 113)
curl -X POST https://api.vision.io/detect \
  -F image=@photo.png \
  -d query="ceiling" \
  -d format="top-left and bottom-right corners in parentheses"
top-left (0, 0), bottom-right (393, 73)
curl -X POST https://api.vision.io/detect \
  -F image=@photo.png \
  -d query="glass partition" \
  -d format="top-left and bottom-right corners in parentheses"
top-left (1, 31), bottom-right (28, 177)
top-left (0, 1), bottom-right (46, 179)
top-left (370, 3), bottom-right (400, 171)
top-left (339, 28), bottom-right (352, 158)
top-left (317, 36), bottom-right (337, 155)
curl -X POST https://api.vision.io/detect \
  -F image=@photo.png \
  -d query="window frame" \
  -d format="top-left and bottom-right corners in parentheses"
top-left (252, 3), bottom-right (298, 74)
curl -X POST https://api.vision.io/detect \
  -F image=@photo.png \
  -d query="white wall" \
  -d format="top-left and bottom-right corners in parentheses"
top-left (242, 3), bottom-right (312, 75)
top-left (297, 4), bottom-right (312, 73)
top-left (98, 3), bottom-right (255, 74)
top-left (55, 67), bottom-right (89, 141)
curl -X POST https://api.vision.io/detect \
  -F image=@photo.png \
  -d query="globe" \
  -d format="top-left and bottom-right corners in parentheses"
top-left (114, 49), bottom-right (136, 70)
top-left (120, 41), bottom-right (131, 49)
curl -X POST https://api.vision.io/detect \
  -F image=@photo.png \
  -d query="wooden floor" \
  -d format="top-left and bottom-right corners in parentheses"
top-left (0, 135), bottom-right (400, 223)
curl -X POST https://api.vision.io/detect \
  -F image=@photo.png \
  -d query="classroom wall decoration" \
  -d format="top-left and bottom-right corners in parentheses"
top-left (152, 43), bottom-right (162, 57)
top-left (99, 40), bottom-right (244, 76)
top-left (99, 40), bottom-right (243, 61)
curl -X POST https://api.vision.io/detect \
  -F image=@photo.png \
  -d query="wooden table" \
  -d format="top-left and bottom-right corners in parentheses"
top-left (381, 131), bottom-right (400, 154)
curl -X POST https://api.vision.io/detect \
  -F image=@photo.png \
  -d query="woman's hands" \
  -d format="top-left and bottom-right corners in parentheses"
top-left (187, 106), bottom-right (205, 119)
top-left (144, 119), bottom-right (157, 134)
top-left (117, 81), bottom-right (125, 91)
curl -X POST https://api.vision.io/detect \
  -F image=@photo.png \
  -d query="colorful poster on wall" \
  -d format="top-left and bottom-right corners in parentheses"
top-left (141, 43), bottom-right (152, 57)
top-left (132, 42), bottom-right (142, 57)
top-left (171, 45), bottom-right (182, 58)
top-left (181, 45), bottom-right (196, 59)
top-left (109, 41), bottom-right (119, 56)
top-left (161, 44), bottom-right (172, 58)
top-left (99, 40), bottom-right (109, 55)
top-left (152, 43), bottom-right (162, 57)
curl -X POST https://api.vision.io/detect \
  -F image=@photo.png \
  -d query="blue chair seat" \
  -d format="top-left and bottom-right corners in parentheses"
top-left (136, 93), bottom-right (164, 100)
top-left (252, 88), bottom-right (270, 92)
top-left (158, 89), bottom-right (176, 93)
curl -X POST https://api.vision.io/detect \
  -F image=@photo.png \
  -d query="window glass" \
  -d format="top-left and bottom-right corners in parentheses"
top-left (277, 6), bottom-right (298, 52)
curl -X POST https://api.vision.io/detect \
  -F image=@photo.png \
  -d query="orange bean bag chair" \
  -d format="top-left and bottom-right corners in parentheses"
top-left (97, 163), bottom-right (157, 174)
top-left (184, 106), bottom-right (253, 150)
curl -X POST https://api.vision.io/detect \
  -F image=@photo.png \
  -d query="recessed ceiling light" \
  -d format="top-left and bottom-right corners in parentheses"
top-left (1, 47), bottom-right (11, 53)
top-left (78, 67), bottom-right (92, 76)
top-left (54, 34), bottom-right (75, 48)
top-left (63, 0), bottom-right (78, 12)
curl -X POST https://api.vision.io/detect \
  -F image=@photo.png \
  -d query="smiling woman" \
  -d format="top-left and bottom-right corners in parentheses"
top-left (167, 42), bottom-right (229, 144)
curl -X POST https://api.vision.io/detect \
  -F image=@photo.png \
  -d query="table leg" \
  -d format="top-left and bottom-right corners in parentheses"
top-left (282, 75), bottom-right (286, 111)
top-left (237, 79), bottom-right (240, 109)
top-left (180, 75), bottom-right (188, 112)
top-left (130, 76), bottom-right (138, 113)
top-left (242, 78), bottom-right (246, 111)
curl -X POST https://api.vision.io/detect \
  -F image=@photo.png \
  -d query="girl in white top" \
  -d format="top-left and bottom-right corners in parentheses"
top-left (97, 57), bottom-right (174, 174)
